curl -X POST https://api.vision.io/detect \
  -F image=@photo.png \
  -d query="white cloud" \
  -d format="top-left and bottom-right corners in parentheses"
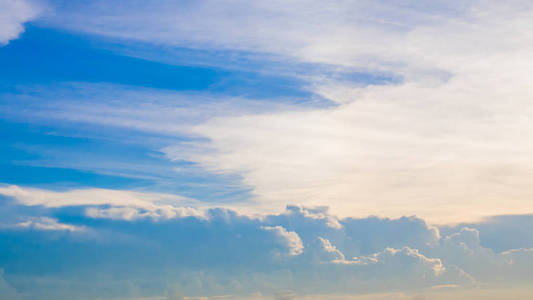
top-left (262, 225), bottom-right (304, 256)
top-left (312, 238), bottom-right (474, 288)
top-left (157, 0), bottom-right (533, 223)
top-left (0, 0), bottom-right (41, 45)
top-left (14, 217), bottom-right (84, 232)
top-left (2, 1), bottom-right (533, 298)
top-left (5, 185), bottom-right (533, 290)
top-left (1, 195), bottom-right (533, 298)
top-left (317, 237), bottom-right (345, 261)
top-left (84, 206), bottom-right (199, 221)
top-left (0, 184), bottom-right (204, 220)
top-left (283, 206), bottom-right (342, 230)
top-left (7, 1), bottom-right (533, 224)
top-left (427, 227), bottom-right (533, 283)
top-left (349, 247), bottom-right (447, 276)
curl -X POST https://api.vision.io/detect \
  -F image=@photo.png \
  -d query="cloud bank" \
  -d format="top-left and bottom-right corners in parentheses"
top-left (1, 185), bottom-right (533, 299)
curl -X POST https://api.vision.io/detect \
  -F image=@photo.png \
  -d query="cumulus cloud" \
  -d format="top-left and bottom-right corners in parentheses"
top-left (5, 185), bottom-right (533, 291)
top-left (262, 226), bottom-right (304, 256)
top-left (0, 198), bottom-right (470, 299)
top-left (283, 206), bottom-right (342, 230)
top-left (309, 238), bottom-right (474, 291)
top-left (317, 237), bottom-right (345, 261)
top-left (0, 0), bottom-right (41, 45)
top-left (1, 195), bottom-right (533, 299)
top-left (424, 226), bottom-right (533, 284)
top-left (443, 214), bottom-right (533, 252)
top-left (349, 247), bottom-right (446, 276)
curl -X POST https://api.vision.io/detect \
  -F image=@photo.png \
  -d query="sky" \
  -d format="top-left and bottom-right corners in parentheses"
top-left (1, 0), bottom-right (533, 299)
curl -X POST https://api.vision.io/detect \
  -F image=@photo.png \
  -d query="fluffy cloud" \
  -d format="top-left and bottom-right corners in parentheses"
top-left (2, 185), bottom-right (533, 299)
top-left (0, 0), bottom-right (40, 45)
top-left (262, 226), bottom-right (304, 256)
top-left (425, 227), bottom-right (533, 284)
top-left (304, 239), bottom-right (473, 293)
top-left (317, 237), bottom-right (345, 261)
top-left (443, 215), bottom-right (533, 252)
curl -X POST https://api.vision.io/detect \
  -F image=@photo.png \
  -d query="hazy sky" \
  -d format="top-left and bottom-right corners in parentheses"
top-left (1, 0), bottom-right (533, 299)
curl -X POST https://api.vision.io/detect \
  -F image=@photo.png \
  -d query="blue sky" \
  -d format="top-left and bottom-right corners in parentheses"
top-left (2, 0), bottom-right (533, 299)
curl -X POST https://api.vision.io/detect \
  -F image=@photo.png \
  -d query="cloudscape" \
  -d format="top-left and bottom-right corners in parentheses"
top-left (1, 0), bottom-right (533, 299)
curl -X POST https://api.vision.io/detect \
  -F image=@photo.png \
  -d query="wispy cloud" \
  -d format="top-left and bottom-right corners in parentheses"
top-left (0, 184), bottom-right (204, 220)
top-left (13, 216), bottom-right (83, 231)
top-left (10, 1), bottom-right (530, 223)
